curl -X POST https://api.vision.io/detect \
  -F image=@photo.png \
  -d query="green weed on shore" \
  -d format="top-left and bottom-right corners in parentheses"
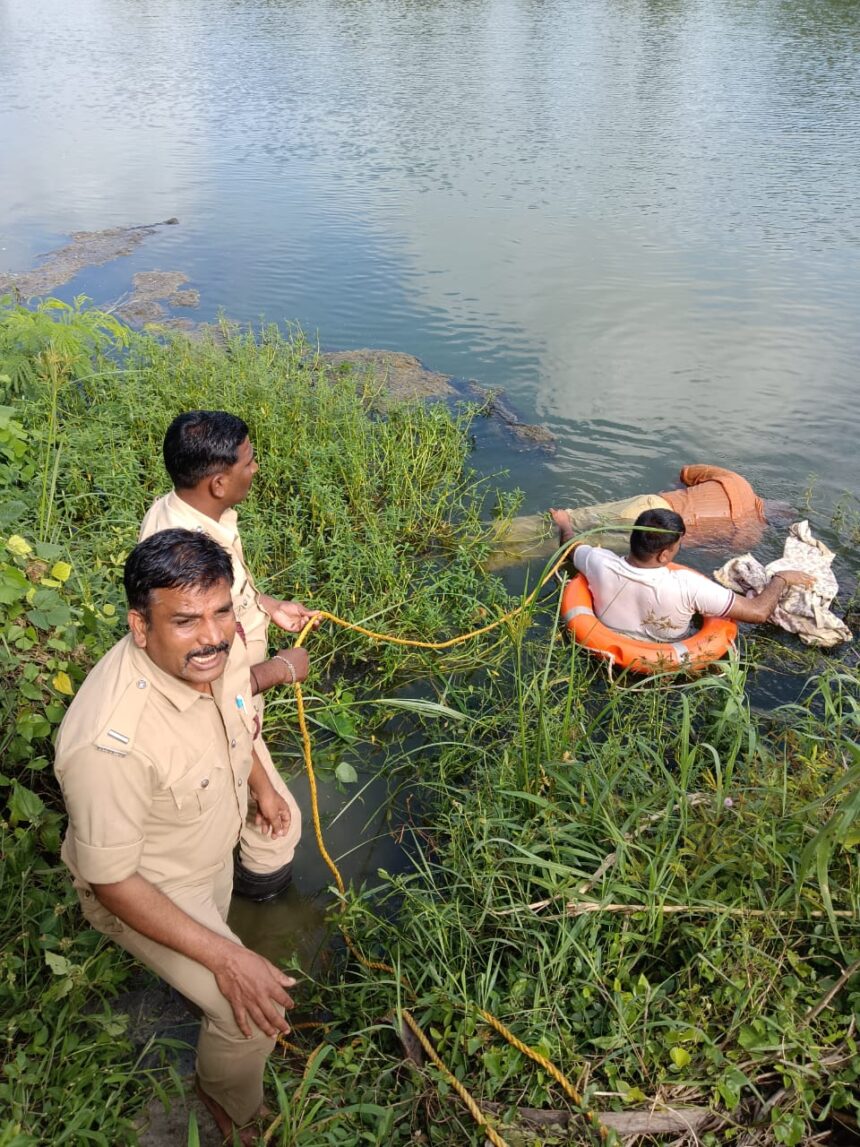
top-left (0, 295), bottom-right (515, 1144)
top-left (0, 297), bottom-right (857, 1146)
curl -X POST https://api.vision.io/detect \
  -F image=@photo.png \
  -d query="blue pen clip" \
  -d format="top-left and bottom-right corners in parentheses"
top-left (236, 694), bottom-right (246, 712)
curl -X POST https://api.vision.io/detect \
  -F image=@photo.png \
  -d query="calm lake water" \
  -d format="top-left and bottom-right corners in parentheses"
top-left (2, 0), bottom-right (858, 913)
top-left (2, 0), bottom-right (859, 513)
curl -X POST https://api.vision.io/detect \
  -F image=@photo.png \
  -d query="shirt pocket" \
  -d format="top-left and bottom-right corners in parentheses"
top-left (166, 742), bottom-right (227, 820)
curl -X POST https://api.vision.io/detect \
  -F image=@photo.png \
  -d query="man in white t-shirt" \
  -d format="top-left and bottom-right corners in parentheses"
top-left (550, 507), bottom-right (813, 641)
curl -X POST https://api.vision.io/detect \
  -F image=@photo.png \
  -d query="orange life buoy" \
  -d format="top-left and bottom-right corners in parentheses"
top-left (560, 565), bottom-right (737, 675)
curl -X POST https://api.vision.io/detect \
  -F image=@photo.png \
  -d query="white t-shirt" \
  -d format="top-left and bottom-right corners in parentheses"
top-left (573, 545), bottom-right (734, 641)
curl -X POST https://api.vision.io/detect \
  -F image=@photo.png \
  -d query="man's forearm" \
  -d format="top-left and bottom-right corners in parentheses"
top-left (258, 593), bottom-right (279, 618)
top-left (728, 574), bottom-right (787, 624)
top-left (248, 748), bottom-right (274, 800)
top-left (749, 574), bottom-right (787, 620)
top-left (249, 652), bottom-right (302, 695)
top-left (91, 872), bottom-right (296, 1039)
top-left (90, 873), bottom-right (237, 972)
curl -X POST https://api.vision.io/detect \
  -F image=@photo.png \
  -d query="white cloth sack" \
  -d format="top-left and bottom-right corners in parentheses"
top-left (713, 520), bottom-right (852, 648)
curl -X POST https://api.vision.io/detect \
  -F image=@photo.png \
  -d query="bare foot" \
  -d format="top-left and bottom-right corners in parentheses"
top-left (549, 507), bottom-right (574, 543)
top-left (195, 1080), bottom-right (272, 1146)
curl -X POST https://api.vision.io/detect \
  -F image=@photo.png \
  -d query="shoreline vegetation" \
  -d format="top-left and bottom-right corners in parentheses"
top-left (0, 296), bottom-right (857, 1146)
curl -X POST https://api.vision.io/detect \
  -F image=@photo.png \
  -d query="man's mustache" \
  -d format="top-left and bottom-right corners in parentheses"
top-left (185, 642), bottom-right (230, 664)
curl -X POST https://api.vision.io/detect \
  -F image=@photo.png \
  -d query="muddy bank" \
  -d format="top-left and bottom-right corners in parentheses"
top-left (101, 977), bottom-right (221, 1145)
top-left (0, 219), bottom-right (179, 298)
top-left (138, 1089), bottom-right (223, 1147)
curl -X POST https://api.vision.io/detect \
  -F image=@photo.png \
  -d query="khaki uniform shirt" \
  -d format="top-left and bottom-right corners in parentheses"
top-left (54, 634), bottom-right (256, 896)
top-left (139, 493), bottom-right (270, 665)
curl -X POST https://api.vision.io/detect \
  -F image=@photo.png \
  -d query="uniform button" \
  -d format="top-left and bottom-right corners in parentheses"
top-left (200, 778), bottom-right (210, 788)
top-left (230, 738), bottom-right (237, 748)
top-left (237, 778), bottom-right (243, 787)
top-left (137, 679), bottom-right (147, 689)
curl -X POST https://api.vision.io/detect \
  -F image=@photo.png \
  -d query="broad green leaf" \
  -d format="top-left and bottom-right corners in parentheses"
top-left (44, 951), bottom-right (73, 977)
top-left (670, 1046), bottom-right (691, 1070)
top-left (52, 671), bottom-right (74, 696)
top-left (716, 1066), bottom-right (749, 1108)
top-left (314, 705), bottom-right (358, 741)
top-left (620, 1085), bottom-right (648, 1103)
top-left (0, 564), bottom-right (29, 604)
top-left (5, 534), bottom-right (32, 556)
top-left (335, 760), bottom-right (358, 784)
top-left (34, 541), bottom-right (64, 560)
top-left (8, 781), bottom-right (46, 825)
top-left (27, 598), bottom-right (73, 630)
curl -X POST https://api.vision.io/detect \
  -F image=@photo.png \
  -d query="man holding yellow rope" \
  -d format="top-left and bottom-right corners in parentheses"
top-left (140, 410), bottom-right (319, 900)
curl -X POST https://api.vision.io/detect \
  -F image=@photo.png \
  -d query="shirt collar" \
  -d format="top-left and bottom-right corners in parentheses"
top-left (166, 490), bottom-right (240, 546)
top-left (128, 636), bottom-right (217, 713)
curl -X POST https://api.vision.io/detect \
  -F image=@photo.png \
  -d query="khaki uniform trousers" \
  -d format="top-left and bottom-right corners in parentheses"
top-left (78, 861), bottom-right (277, 1125)
top-left (240, 699), bottom-right (302, 876)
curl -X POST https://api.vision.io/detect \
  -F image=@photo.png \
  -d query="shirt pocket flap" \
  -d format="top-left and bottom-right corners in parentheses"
top-left (167, 742), bottom-right (225, 818)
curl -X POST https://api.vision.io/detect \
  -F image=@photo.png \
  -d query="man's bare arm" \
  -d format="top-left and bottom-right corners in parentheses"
top-left (248, 648), bottom-right (310, 695)
top-left (727, 570), bottom-right (814, 624)
top-left (549, 508), bottom-right (585, 550)
top-left (248, 748), bottom-right (292, 838)
top-left (89, 874), bottom-right (294, 1037)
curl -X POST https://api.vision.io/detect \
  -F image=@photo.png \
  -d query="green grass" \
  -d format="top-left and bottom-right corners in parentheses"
top-left (0, 296), bottom-right (857, 1146)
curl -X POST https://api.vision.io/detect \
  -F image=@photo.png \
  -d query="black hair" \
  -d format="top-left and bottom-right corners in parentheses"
top-left (162, 410), bottom-right (249, 489)
top-left (629, 508), bottom-right (686, 560)
top-left (124, 528), bottom-right (234, 616)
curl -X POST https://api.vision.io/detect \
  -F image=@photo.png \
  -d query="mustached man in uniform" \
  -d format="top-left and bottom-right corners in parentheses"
top-left (139, 410), bottom-right (319, 901)
top-left (55, 529), bottom-right (304, 1144)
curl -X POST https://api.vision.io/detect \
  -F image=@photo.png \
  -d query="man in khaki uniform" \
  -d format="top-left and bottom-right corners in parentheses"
top-left (55, 529), bottom-right (305, 1143)
top-left (139, 410), bottom-right (318, 900)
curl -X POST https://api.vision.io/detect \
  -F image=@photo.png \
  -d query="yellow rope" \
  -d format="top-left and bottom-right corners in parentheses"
top-left (401, 1009), bottom-right (508, 1147)
top-left (477, 1009), bottom-right (608, 1142)
top-left (278, 537), bottom-right (609, 1144)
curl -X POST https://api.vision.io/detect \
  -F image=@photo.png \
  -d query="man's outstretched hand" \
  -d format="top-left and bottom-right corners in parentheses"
top-left (264, 597), bottom-right (321, 634)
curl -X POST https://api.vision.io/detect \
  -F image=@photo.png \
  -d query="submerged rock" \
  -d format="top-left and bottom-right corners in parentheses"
top-left (115, 270), bottom-right (200, 325)
top-left (0, 219), bottom-right (179, 298)
top-left (319, 348), bottom-right (455, 401)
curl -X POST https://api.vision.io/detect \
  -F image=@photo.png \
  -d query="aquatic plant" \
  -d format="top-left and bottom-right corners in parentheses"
top-left (277, 642), bottom-right (858, 1145)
